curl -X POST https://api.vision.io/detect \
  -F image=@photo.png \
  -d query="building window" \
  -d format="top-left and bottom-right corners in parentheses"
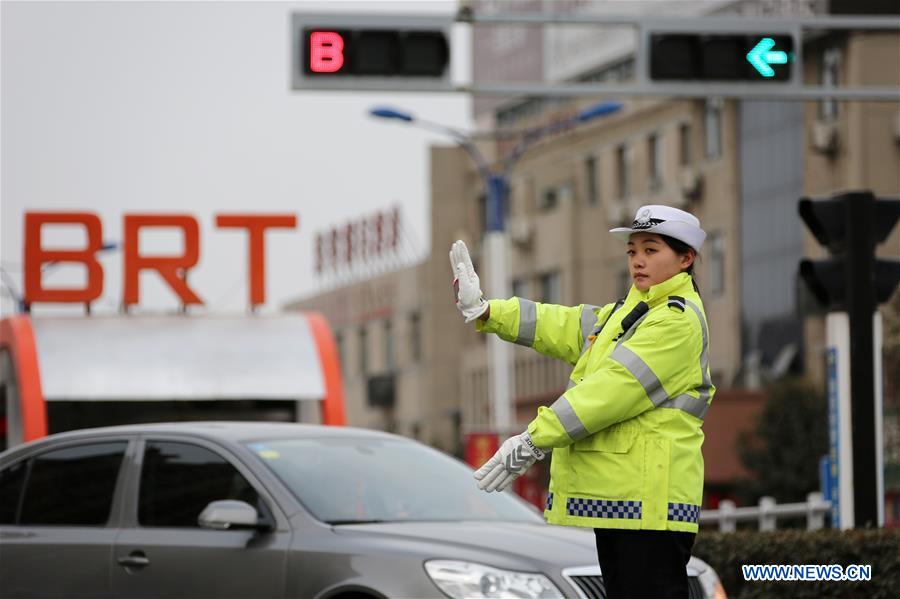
top-left (384, 319), bottom-right (394, 370)
top-left (647, 133), bottom-right (663, 191)
top-left (819, 47), bottom-right (841, 121)
top-left (409, 312), bottom-right (421, 363)
top-left (584, 155), bottom-right (599, 206)
top-left (538, 187), bottom-right (558, 211)
top-left (358, 326), bottom-right (368, 375)
top-left (512, 277), bottom-right (529, 299)
top-left (679, 122), bottom-right (692, 166)
top-left (615, 144), bottom-right (630, 199)
top-left (704, 99), bottom-right (723, 159)
top-left (707, 231), bottom-right (725, 297)
top-left (538, 271), bottom-right (561, 304)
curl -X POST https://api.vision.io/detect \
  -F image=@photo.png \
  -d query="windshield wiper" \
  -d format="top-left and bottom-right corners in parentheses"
top-left (325, 519), bottom-right (391, 525)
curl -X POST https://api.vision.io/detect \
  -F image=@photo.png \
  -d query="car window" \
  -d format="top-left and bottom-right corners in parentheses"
top-left (0, 460), bottom-right (27, 524)
top-left (13, 442), bottom-right (128, 526)
top-left (245, 437), bottom-right (543, 524)
top-left (138, 441), bottom-right (260, 528)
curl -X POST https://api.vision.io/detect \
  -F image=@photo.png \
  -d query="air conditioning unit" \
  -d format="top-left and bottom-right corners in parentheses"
top-left (810, 120), bottom-right (840, 156)
top-left (679, 168), bottom-right (704, 202)
top-left (507, 217), bottom-right (534, 249)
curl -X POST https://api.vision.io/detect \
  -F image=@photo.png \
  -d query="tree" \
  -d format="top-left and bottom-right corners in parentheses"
top-left (737, 377), bottom-right (828, 503)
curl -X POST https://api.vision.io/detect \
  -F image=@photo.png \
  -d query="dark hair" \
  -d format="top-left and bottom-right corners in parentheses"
top-left (659, 234), bottom-right (700, 294)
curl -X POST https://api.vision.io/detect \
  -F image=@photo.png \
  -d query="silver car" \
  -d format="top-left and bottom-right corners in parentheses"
top-left (0, 422), bottom-right (725, 598)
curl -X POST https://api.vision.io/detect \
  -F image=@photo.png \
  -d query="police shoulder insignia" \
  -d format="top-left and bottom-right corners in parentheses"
top-left (667, 296), bottom-right (686, 312)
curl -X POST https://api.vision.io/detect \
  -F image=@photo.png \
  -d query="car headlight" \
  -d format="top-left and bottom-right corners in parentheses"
top-left (424, 560), bottom-right (564, 599)
top-left (694, 559), bottom-right (727, 599)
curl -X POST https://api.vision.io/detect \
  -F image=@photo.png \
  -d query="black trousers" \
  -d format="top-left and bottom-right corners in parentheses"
top-left (594, 528), bottom-right (695, 599)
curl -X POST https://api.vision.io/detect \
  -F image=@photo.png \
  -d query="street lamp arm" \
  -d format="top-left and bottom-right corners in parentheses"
top-left (502, 101), bottom-right (623, 176)
top-left (411, 119), bottom-right (493, 184)
top-left (369, 106), bottom-right (493, 184)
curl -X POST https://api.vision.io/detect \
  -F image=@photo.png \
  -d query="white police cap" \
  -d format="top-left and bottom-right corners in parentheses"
top-left (609, 204), bottom-right (707, 252)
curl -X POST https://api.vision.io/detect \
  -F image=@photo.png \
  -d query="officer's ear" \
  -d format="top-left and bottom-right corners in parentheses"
top-left (680, 249), bottom-right (696, 271)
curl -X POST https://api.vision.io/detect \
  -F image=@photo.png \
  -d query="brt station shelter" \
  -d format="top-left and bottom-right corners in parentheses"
top-left (0, 313), bottom-right (346, 450)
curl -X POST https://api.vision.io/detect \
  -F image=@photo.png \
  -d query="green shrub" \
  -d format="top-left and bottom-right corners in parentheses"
top-left (693, 529), bottom-right (900, 598)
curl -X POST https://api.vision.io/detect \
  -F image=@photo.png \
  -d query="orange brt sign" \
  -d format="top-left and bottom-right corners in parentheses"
top-left (23, 212), bottom-right (297, 310)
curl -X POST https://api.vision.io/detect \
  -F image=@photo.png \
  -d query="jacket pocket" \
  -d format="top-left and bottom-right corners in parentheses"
top-left (574, 421), bottom-right (638, 453)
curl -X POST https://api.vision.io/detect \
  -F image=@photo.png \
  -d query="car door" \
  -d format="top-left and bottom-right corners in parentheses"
top-left (111, 437), bottom-right (290, 599)
top-left (0, 438), bottom-right (131, 599)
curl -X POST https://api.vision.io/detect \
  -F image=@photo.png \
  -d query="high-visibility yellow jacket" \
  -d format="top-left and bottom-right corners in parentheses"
top-left (477, 272), bottom-right (713, 533)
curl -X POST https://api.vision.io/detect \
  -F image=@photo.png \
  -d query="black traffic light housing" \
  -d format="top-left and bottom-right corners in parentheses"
top-left (650, 34), bottom-right (793, 81)
top-left (799, 191), bottom-right (900, 310)
top-left (302, 28), bottom-right (449, 77)
top-left (291, 13), bottom-right (453, 92)
top-left (798, 190), bottom-right (900, 529)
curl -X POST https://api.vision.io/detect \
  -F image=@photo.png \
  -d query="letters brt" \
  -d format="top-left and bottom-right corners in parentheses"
top-left (23, 212), bottom-right (297, 309)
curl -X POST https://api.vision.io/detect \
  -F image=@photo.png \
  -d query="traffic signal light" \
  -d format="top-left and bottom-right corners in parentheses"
top-left (798, 190), bottom-right (899, 530)
top-left (799, 191), bottom-right (900, 309)
top-left (291, 14), bottom-right (452, 91)
top-left (650, 34), bottom-right (794, 81)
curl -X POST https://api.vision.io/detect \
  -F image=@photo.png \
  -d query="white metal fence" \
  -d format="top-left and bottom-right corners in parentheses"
top-left (700, 492), bottom-right (832, 532)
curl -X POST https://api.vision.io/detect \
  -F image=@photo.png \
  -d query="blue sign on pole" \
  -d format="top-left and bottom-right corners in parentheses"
top-left (820, 455), bottom-right (831, 501)
top-left (826, 347), bottom-right (840, 528)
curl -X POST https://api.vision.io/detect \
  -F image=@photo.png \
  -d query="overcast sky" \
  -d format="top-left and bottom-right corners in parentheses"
top-left (1, 0), bottom-right (472, 317)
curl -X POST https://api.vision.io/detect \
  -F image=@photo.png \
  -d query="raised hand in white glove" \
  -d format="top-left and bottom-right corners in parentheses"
top-left (449, 240), bottom-right (489, 323)
top-left (473, 432), bottom-right (545, 493)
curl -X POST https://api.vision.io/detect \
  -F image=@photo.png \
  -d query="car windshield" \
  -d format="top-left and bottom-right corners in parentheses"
top-left (245, 437), bottom-right (543, 525)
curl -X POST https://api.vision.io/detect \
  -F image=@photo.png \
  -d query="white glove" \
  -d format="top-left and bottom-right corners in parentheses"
top-left (473, 432), bottom-right (545, 493)
top-left (449, 240), bottom-right (489, 323)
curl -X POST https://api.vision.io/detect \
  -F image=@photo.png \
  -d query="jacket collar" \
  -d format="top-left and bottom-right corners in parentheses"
top-left (624, 272), bottom-right (694, 307)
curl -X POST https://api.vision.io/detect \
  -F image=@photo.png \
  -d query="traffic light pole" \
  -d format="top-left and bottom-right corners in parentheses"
top-left (844, 197), bottom-right (879, 528)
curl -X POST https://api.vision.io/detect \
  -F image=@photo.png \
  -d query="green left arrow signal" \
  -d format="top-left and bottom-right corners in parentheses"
top-left (747, 37), bottom-right (789, 77)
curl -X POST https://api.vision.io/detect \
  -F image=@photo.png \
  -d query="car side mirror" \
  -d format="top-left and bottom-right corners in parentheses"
top-left (198, 500), bottom-right (268, 531)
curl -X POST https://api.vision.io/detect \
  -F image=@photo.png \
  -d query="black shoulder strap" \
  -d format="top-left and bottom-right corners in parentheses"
top-left (613, 301), bottom-right (649, 341)
top-left (592, 298), bottom-right (625, 338)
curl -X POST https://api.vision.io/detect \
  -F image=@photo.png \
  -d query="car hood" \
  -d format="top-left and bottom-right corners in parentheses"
top-left (331, 520), bottom-right (598, 569)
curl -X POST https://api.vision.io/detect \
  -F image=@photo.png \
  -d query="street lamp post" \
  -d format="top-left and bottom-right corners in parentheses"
top-left (370, 101), bottom-right (622, 436)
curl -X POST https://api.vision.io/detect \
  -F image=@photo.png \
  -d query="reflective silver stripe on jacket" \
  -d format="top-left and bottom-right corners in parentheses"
top-left (515, 298), bottom-right (537, 347)
top-left (658, 393), bottom-right (710, 419)
top-left (549, 395), bottom-right (588, 441)
top-left (573, 301), bottom-right (623, 368)
top-left (683, 299), bottom-right (713, 406)
top-left (656, 299), bottom-right (712, 420)
top-left (609, 344), bottom-right (669, 407)
top-left (580, 304), bottom-right (599, 346)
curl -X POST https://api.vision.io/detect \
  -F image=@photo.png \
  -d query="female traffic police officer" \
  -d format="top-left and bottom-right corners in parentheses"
top-left (451, 204), bottom-right (713, 599)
